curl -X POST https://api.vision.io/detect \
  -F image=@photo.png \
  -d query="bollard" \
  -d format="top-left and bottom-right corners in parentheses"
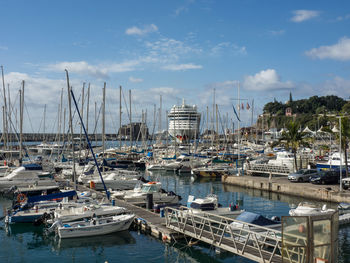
top-left (146, 193), bottom-right (153, 210)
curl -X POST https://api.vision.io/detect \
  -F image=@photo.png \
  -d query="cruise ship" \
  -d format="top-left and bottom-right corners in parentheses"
top-left (168, 99), bottom-right (201, 143)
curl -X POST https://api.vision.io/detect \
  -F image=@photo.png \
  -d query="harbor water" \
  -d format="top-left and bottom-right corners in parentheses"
top-left (1, 170), bottom-right (350, 262)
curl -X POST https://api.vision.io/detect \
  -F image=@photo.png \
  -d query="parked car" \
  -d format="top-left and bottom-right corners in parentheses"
top-left (288, 169), bottom-right (318, 182)
top-left (310, 170), bottom-right (342, 185)
top-left (342, 178), bottom-right (350, 190)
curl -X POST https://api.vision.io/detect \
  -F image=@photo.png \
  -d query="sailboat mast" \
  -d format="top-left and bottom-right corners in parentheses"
top-left (129, 89), bottom-right (132, 149)
top-left (159, 95), bottom-right (162, 134)
top-left (102, 83), bottom-right (106, 158)
top-left (86, 84), bottom-right (90, 137)
top-left (1, 66), bottom-right (8, 150)
top-left (19, 81), bottom-right (24, 160)
top-left (65, 70), bottom-right (76, 190)
top-left (79, 83), bottom-right (85, 160)
top-left (119, 86), bottom-right (122, 149)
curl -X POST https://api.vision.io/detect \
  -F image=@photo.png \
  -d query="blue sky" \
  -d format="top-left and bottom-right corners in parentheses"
top-left (1, 0), bottom-right (350, 133)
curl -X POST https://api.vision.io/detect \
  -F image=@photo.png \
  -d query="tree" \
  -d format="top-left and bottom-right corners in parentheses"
top-left (272, 121), bottom-right (309, 171)
top-left (342, 102), bottom-right (350, 114)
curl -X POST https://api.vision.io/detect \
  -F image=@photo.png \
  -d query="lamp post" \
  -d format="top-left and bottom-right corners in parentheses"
top-left (339, 117), bottom-right (343, 191)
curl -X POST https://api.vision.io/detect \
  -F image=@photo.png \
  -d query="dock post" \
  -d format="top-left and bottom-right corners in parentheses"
top-left (146, 193), bottom-right (153, 210)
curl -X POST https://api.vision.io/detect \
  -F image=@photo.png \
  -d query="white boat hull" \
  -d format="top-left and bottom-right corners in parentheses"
top-left (58, 214), bottom-right (134, 238)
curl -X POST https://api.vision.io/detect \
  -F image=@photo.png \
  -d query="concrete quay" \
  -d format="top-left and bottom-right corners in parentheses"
top-left (222, 175), bottom-right (350, 203)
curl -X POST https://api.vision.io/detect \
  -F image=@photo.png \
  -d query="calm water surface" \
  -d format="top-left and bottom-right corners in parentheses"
top-left (1, 171), bottom-right (349, 262)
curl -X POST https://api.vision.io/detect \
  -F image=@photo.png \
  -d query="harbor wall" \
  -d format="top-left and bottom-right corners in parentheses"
top-left (222, 175), bottom-right (350, 203)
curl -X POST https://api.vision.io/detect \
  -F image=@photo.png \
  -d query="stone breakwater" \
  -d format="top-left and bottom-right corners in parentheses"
top-left (222, 175), bottom-right (350, 203)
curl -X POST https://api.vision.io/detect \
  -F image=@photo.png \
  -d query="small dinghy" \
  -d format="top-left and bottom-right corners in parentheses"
top-left (55, 214), bottom-right (135, 239)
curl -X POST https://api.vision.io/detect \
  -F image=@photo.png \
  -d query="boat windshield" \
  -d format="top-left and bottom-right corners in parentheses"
top-left (141, 185), bottom-right (158, 193)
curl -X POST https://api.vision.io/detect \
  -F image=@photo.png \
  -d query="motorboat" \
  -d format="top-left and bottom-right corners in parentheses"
top-left (163, 155), bottom-right (203, 172)
top-left (51, 203), bottom-right (126, 223)
top-left (54, 214), bottom-right (135, 238)
top-left (316, 152), bottom-right (350, 170)
top-left (121, 181), bottom-right (180, 204)
top-left (267, 151), bottom-right (295, 170)
top-left (230, 211), bottom-right (281, 231)
top-left (0, 164), bottom-right (57, 192)
top-left (86, 171), bottom-right (144, 191)
top-left (191, 164), bottom-right (236, 178)
top-left (5, 190), bottom-right (78, 224)
top-left (289, 202), bottom-right (336, 216)
top-left (185, 194), bottom-right (243, 218)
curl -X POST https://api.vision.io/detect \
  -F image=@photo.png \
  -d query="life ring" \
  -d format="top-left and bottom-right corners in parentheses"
top-left (17, 193), bottom-right (27, 203)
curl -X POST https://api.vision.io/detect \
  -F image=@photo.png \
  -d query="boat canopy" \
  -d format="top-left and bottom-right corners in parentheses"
top-left (27, 190), bottom-right (77, 203)
top-left (23, 164), bottom-right (43, 170)
top-left (235, 211), bottom-right (279, 226)
top-left (190, 201), bottom-right (215, 211)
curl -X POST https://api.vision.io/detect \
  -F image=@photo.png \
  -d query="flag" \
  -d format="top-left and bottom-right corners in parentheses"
top-left (246, 102), bottom-right (250, 110)
top-left (232, 105), bottom-right (241, 122)
top-left (241, 103), bottom-right (244, 110)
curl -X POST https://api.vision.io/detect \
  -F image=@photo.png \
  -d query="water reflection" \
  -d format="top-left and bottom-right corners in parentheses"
top-left (53, 231), bottom-right (136, 252)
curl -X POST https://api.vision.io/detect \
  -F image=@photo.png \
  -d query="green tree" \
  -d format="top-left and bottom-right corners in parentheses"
top-left (272, 121), bottom-right (309, 171)
top-left (342, 102), bottom-right (350, 114)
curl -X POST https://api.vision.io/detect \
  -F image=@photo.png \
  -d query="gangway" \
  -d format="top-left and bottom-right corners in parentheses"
top-left (165, 207), bottom-right (283, 262)
top-left (165, 207), bottom-right (338, 263)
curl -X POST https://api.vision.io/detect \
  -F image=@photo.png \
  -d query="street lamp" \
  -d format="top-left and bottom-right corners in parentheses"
top-left (338, 116), bottom-right (343, 191)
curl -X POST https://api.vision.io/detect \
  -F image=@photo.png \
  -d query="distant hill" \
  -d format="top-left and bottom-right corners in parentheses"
top-left (263, 95), bottom-right (347, 115)
top-left (259, 95), bottom-right (350, 130)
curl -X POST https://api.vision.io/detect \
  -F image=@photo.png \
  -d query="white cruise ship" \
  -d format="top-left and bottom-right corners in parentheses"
top-left (168, 99), bottom-right (201, 143)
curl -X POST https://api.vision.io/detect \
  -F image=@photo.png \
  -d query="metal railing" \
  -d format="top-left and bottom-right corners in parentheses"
top-left (165, 206), bottom-right (284, 262)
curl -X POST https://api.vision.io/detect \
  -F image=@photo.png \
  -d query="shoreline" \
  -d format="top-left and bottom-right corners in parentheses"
top-left (222, 175), bottom-right (350, 203)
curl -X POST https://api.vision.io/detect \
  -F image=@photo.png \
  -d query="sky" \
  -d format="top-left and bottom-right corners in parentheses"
top-left (1, 0), bottom-right (350, 134)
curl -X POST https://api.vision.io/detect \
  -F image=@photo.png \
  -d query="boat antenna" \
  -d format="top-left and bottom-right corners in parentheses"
top-left (68, 78), bottom-right (110, 200)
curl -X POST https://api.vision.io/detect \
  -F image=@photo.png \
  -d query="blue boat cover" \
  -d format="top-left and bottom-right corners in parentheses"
top-left (27, 190), bottom-right (77, 203)
top-left (23, 163), bottom-right (43, 170)
top-left (236, 211), bottom-right (279, 226)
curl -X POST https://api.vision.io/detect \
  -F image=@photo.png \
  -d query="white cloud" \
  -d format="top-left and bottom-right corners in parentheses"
top-left (336, 14), bottom-right (350, 21)
top-left (210, 42), bottom-right (247, 56)
top-left (268, 30), bottom-right (285, 36)
top-left (174, 0), bottom-right (195, 16)
top-left (305, 37), bottom-right (350, 61)
top-left (149, 87), bottom-right (179, 95)
top-left (291, 10), bottom-right (320, 23)
top-left (145, 37), bottom-right (202, 62)
top-left (162, 63), bottom-right (202, 71)
top-left (243, 69), bottom-right (294, 91)
top-left (125, 24), bottom-right (158, 36)
top-left (129, 76), bottom-right (143, 83)
top-left (320, 76), bottom-right (350, 97)
top-left (45, 60), bottom-right (140, 78)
